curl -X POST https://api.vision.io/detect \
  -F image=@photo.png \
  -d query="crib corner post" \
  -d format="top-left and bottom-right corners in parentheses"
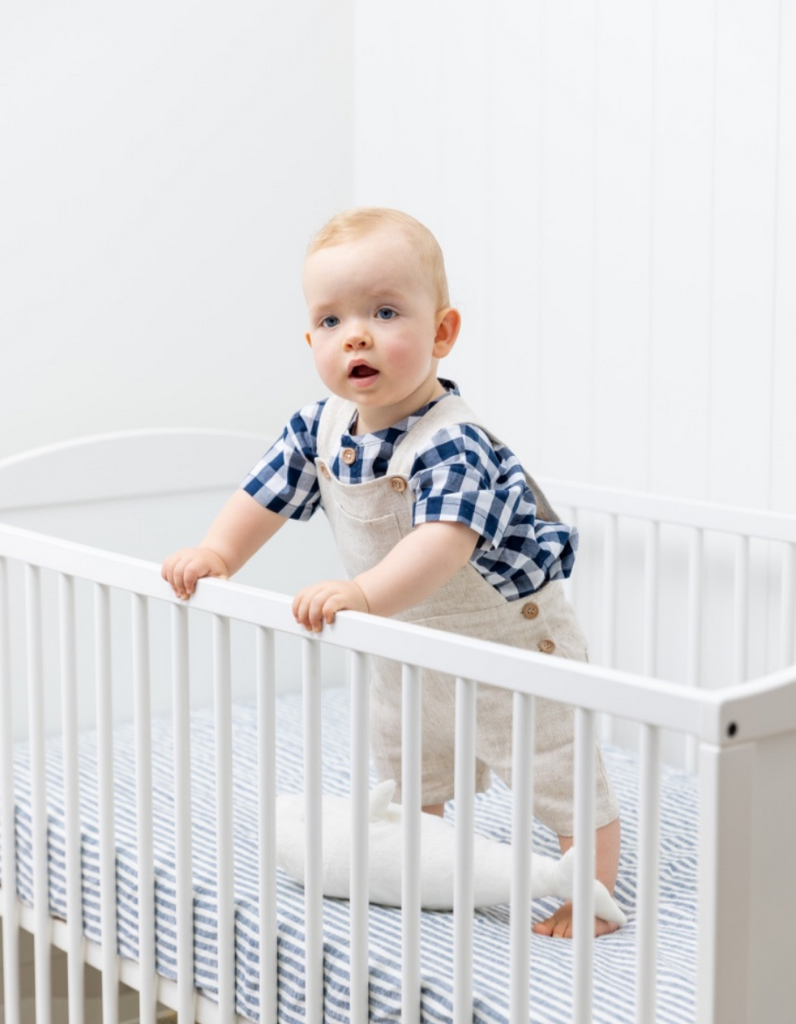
top-left (697, 739), bottom-right (754, 1024)
top-left (736, 726), bottom-right (796, 1024)
top-left (698, 727), bottom-right (796, 1024)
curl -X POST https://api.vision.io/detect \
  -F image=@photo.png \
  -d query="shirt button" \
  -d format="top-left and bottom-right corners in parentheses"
top-left (521, 602), bottom-right (539, 620)
top-left (390, 477), bottom-right (407, 493)
top-left (539, 639), bottom-right (556, 654)
top-left (319, 464), bottom-right (331, 479)
top-left (341, 447), bottom-right (357, 465)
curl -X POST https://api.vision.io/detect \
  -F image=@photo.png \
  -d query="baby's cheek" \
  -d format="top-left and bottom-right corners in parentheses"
top-left (311, 349), bottom-right (339, 387)
top-left (391, 343), bottom-right (433, 380)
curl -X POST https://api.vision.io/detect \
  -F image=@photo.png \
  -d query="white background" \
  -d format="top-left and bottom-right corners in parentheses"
top-left (2, 0), bottom-right (794, 515)
top-left (1, 2), bottom-right (353, 458)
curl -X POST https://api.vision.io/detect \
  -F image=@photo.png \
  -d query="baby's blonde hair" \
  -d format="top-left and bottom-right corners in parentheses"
top-left (307, 207), bottom-right (450, 309)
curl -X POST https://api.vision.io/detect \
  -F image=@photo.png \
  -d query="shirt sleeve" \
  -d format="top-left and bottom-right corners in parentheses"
top-left (240, 401), bottom-right (325, 521)
top-left (409, 424), bottom-right (528, 549)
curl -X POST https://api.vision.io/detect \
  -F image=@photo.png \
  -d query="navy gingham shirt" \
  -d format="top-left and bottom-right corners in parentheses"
top-left (242, 382), bottom-right (578, 600)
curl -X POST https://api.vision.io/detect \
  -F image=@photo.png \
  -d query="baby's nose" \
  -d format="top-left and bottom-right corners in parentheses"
top-left (343, 330), bottom-right (372, 350)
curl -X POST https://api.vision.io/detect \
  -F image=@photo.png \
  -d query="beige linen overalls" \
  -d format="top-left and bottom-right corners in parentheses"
top-left (315, 393), bottom-right (618, 837)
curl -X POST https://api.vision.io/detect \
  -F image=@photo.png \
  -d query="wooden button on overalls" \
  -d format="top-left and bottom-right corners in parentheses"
top-left (539, 639), bottom-right (556, 654)
top-left (390, 477), bottom-right (407, 493)
top-left (521, 602), bottom-right (539, 619)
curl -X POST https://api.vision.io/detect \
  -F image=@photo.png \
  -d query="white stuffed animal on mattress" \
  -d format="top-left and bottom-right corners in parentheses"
top-left (275, 780), bottom-right (626, 925)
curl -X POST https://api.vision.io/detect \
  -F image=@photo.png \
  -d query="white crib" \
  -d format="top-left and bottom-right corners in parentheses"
top-left (1, 429), bottom-right (795, 1024)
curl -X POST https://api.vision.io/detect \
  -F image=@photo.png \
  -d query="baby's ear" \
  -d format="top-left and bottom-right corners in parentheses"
top-left (433, 307), bottom-right (461, 358)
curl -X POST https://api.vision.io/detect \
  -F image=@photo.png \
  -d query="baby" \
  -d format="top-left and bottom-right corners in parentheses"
top-left (162, 207), bottom-right (621, 937)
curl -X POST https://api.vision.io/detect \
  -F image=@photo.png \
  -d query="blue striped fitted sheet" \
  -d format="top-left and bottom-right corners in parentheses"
top-left (8, 688), bottom-right (697, 1023)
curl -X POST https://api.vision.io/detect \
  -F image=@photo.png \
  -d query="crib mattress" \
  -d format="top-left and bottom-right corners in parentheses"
top-left (8, 689), bottom-right (698, 1024)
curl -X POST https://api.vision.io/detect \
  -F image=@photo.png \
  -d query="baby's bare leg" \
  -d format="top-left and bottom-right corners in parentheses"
top-left (533, 817), bottom-right (622, 939)
top-left (422, 803), bottom-right (446, 817)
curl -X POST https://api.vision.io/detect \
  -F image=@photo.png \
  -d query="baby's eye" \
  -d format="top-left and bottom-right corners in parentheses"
top-left (375, 307), bottom-right (397, 321)
top-left (320, 315), bottom-right (339, 328)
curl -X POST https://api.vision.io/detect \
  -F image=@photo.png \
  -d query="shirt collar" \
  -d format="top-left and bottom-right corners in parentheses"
top-left (344, 379), bottom-right (460, 441)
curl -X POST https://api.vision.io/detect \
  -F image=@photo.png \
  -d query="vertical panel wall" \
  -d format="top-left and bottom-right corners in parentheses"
top-left (353, 0), bottom-right (796, 517)
top-left (0, 0), bottom-right (354, 459)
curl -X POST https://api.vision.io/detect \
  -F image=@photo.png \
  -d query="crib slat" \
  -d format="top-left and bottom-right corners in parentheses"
top-left (734, 535), bottom-right (750, 684)
top-left (453, 676), bottom-right (476, 1024)
top-left (401, 663), bottom-right (422, 1024)
top-left (602, 514), bottom-right (618, 668)
top-left (781, 542), bottom-right (795, 667)
top-left (171, 604), bottom-right (195, 1023)
top-left (213, 614), bottom-right (235, 1024)
top-left (0, 557), bottom-right (22, 1024)
top-left (566, 508), bottom-right (580, 608)
top-left (601, 514), bottom-right (618, 745)
top-left (572, 707), bottom-right (596, 1024)
top-left (509, 691), bottom-right (535, 1024)
top-left (58, 574), bottom-right (85, 1024)
top-left (303, 638), bottom-right (324, 1023)
top-left (350, 650), bottom-right (371, 1024)
top-left (635, 724), bottom-right (661, 1023)
top-left (256, 626), bottom-right (278, 1024)
top-left (132, 594), bottom-right (155, 1024)
top-left (685, 529), bottom-right (704, 773)
top-left (644, 521), bottom-right (659, 677)
top-left (26, 564), bottom-right (52, 1024)
top-left (94, 582), bottom-right (119, 1024)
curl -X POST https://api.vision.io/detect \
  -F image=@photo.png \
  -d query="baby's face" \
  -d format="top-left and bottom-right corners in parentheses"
top-left (303, 225), bottom-right (450, 433)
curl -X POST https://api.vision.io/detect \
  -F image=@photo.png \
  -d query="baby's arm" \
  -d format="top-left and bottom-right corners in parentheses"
top-left (292, 520), bottom-right (479, 630)
top-left (162, 490), bottom-right (287, 599)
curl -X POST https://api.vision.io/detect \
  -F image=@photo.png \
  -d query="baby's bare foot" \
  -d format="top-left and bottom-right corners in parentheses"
top-left (533, 901), bottom-right (620, 939)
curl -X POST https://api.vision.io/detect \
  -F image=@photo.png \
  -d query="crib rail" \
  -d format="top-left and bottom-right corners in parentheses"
top-left (2, 519), bottom-right (796, 1024)
top-left (556, 484), bottom-right (796, 675)
top-left (548, 480), bottom-right (796, 543)
top-left (0, 521), bottom-right (769, 741)
top-left (550, 480), bottom-right (796, 775)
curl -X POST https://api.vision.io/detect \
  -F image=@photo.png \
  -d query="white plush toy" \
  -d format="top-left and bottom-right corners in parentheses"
top-left (275, 780), bottom-right (626, 925)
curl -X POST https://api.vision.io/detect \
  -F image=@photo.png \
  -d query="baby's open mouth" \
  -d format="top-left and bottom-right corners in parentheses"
top-left (350, 365), bottom-right (378, 378)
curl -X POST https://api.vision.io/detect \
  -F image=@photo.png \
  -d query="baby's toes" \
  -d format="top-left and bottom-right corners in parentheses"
top-left (533, 905), bottom-right (573, 938)
top-left (533, 904), bottom-right (619, 939)
top-left (594, 917), bottom-right (620, 937)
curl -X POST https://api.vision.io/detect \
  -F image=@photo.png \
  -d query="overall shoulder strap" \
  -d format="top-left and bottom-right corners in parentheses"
top-left (387, 394), bottom-right (560, 522)
top-left (386, 395), bottom-right (493, 478)
top-left (316, 395), bottom-right (357, 461)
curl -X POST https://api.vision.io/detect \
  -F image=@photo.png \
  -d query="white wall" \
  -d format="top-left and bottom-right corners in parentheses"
top-left (353, 0), bottom-right (796, 516)
top-left (0, 1), bottom-right (353, 460)
top-left (5, 1), bottom-right (793, 514)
